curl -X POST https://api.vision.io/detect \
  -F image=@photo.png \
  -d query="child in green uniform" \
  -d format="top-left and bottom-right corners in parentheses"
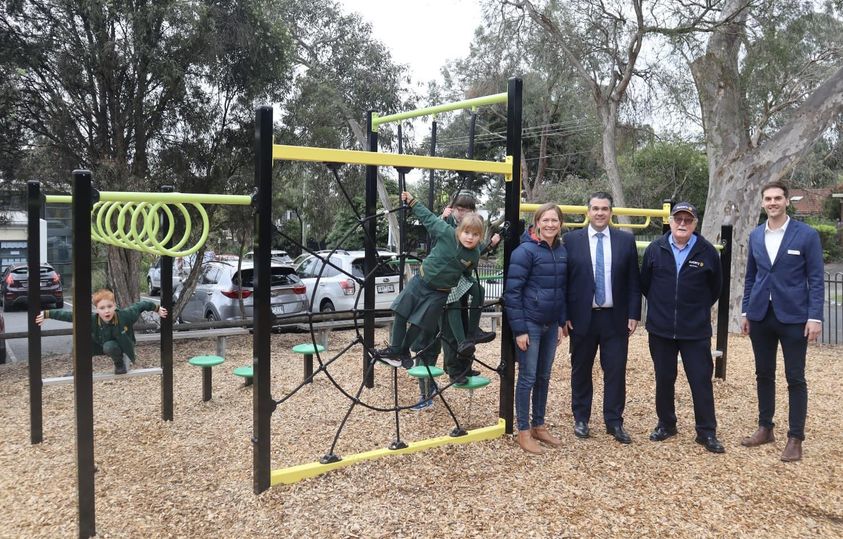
top-left (376, 191), bottom-right (484, 370)
top-left (411, 193), bottom-right (499, 407)
top-left (35, 288), bottom-right (168, 374)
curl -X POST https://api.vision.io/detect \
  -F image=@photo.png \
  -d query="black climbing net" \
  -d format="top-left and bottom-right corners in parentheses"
top-left (268, 162), bottom-right (507, 463)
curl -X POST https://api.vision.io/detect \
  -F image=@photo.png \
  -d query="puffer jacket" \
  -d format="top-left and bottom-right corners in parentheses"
top-left (504, 226), bottom-right (567, 335)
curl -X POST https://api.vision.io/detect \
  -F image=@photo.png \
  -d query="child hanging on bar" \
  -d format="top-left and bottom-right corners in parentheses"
top-left (376, 191), bottom-right (484, 369)
top-left (35, 288), bottom-right (168, 375)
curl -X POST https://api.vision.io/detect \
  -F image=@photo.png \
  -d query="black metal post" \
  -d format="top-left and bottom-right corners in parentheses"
top-left (27, 181), bottom-right (43, 444)
top-left (72, 170), bottom-right (96, 538)
top-left (715, 223), bottom-right (733, 379)
top-left (500, 78), bottom-right (522, 433)
top-left (363, 111), bottom-right (378, 389)
top-left (253, 106), bottom-right (273, 494)
top-left (397, 124), bottom-right (407, 293)
top-left (160, 185), bottom-right (174, 421)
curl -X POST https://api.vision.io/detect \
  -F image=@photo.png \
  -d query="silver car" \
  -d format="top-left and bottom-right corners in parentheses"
top-left (175, 261), bottom-right (308, 322)
top-left (294, 250), bottom-right (401, 312)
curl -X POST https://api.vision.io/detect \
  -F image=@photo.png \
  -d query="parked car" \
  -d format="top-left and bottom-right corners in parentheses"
top-left (294, 250), bottom-right (401, 312)
top-left (174, 261), bottom-right (308, 322)
top-left (1, 263), bottom-right (64, 312)
top-left (244, 250), bottom-right (293, 265)
top-left (0, 312), bottom-right (6, 364)
top-left (147, 256), bottom-right (192, 296)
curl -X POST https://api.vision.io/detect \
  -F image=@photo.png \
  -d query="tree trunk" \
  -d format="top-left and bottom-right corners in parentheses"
top-left (106, 246), bottom-right (141, 308)
top-left (596, 100), bottom-right (629, 217)
top-left (693, 0), bottom-right (843, 331)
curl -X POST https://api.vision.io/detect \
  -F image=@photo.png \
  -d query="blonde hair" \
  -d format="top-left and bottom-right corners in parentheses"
top-left (455, 212), bottom-right (485, 238)
top-left (92, 288), bottom-right (115, 306)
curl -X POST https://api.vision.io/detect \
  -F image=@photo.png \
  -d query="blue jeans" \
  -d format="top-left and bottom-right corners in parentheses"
top-left (515, 321), bottom-right (558, 432)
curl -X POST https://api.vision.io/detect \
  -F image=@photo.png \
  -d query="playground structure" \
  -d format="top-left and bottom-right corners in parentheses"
top-left (19, 76), bottom-right (736, 537)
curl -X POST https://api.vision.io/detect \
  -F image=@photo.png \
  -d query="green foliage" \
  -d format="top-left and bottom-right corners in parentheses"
top-left (621, 140), bottom-right (710, 230)
top-left (807, 218), bottom-right (843, 261)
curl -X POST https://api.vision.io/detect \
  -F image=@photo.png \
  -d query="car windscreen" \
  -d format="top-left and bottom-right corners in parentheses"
top-left (11, 266), bottom-right (54, 276)
top-left (351, 257), bottom-right (400, 278)
top-left (233, 267), bottom-right (298, 287)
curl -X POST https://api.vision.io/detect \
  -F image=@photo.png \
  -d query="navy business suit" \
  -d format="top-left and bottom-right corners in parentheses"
top-left (565, 227), bottom-right (641, 428)
top-left (742, 218), bottom-right (824, 440)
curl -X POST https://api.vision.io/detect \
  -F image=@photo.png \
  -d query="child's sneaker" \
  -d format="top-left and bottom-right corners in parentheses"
top-left (374, 347), bottom-right (407, 368)
top-left (449, 373), bottom-right (468, 385)
top-left (410, 399), bottom-right (434, 411)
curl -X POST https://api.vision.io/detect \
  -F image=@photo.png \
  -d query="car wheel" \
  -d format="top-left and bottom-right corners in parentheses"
top-left (0, 341), bottom-right (5, 364)
top-left (148, 278), bottom-right (160, 296)
top-left (320, 300), bottom-right (335, 313)
top-left (205, 311), bottom-right (219, 322)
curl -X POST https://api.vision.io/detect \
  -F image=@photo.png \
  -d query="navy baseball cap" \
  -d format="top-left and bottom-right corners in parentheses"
top-left (671, 202), bottom-right (698, 219)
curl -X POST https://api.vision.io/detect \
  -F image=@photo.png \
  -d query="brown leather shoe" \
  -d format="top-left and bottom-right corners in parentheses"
top-left (531, 425), bottom-right (562, 447)
top-left (781, 437), bottom-right (803, 462)
top-left (741, 426), bottom-right (775, 447)
top-left (517, 430), bottom-right (545, 455)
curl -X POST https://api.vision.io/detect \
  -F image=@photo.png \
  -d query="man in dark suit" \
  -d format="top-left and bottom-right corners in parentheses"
top-left (741, 180), bottom-right (824, 462)
top-left (640, 202), bottom-right (724, 454)
top-left (563, 192), bottom-right (642, 444)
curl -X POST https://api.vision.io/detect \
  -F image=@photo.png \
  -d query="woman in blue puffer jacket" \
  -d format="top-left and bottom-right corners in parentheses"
top-left (504, 203), bottom-right (568, 455)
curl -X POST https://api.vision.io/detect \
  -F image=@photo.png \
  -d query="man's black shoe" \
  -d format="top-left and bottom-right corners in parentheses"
top-left (574, 421), bottom-right (590, 439)
top-left (456, 341), bottom-right (476, 358)
top-left (606, 425), bottom-right (632, 444)
top-left (469, 369), bottom-right (481, 376)
top-left (114, 363), bottom-right (128, 375)
top-left (695, 435), bottom-right (725, 454)
top-left (468, 330), bottom-right (496, 345)
top-left (649, 425), bottom-right (678, 442)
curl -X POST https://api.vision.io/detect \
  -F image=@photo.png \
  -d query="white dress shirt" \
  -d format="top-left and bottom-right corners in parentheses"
top-left (764, 216), bottom-right (790, 265)
top-left (588, 225), bottom-right (613, 308)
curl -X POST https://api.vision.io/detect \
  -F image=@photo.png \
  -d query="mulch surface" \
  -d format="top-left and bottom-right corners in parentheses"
top-left (1, 327), bottom-right (842, 538)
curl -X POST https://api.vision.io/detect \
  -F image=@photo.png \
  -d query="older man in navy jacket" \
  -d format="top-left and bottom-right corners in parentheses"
top-left (741, 181), bottom-right (824, 462)
top-left (641, 202), bottom-right (724, 453)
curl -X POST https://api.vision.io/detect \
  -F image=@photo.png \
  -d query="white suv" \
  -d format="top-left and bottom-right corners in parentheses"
top-left (294, 250), bottom-right (401, 312)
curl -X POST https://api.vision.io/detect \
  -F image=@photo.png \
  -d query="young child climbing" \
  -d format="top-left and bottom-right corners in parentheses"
top-left (376, 191), bottom-right (484, 370)
top-left (35, 288), bottom-right (168, 374)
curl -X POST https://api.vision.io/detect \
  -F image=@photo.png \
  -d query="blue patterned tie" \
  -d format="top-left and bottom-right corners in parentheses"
top-left (595, 232), bottom-right (606, 306)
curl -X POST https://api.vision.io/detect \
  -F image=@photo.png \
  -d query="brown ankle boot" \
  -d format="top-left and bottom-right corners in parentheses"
top-left (781, 437), bottom-right (803, 462)
top-left (517, 430), bottom-right (545, 455)
top-left (741, 426), bottom-right (775, 447)
top-left (531, 425), bottom-right (562, 447)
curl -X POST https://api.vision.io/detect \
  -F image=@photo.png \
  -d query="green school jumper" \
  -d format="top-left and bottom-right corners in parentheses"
top-left (44, 300), bottom-right (161, 369)
top-left (389, 200), bottom-right (480, 353)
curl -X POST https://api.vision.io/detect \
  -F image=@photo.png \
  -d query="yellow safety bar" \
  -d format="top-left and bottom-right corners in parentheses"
top-left (521, 202), bottom-right (671, 229)
top-left (273, 145), bottom-right (513, 179)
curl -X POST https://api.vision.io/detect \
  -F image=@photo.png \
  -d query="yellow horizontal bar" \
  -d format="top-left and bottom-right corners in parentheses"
top-left (270, 418), bottom-right (506, 486)
top-left (273, 145), bottom-right (512, 177)
top-left (521, 202), bottom-right (671, 219)
top-left (372, 92), bottom-right (508, 130)
top-left (45, 192), bottom-right (252, 205)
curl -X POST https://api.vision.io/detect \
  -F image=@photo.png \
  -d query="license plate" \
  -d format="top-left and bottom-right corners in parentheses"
top-left (271, 304), bottom-right (284, 315)
top-left (376, 284), bottom-right (395, 294)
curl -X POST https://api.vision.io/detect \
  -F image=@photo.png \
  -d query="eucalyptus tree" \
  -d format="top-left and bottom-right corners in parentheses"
top-left (435, 9), bottom-right (603, 206)
top-left (274, 0), bottom-right (414, 249)
top-left (676, 0), bottom-right (843, 329)
top-left (498, 0), bottom-right (724, 217)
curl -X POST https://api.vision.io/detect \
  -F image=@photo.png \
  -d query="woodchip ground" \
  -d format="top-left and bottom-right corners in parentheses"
top-left (1, 327), bottom-right (842, 538)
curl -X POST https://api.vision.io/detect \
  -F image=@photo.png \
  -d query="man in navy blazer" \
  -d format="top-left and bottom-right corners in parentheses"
top-left (741, 180), bottom-right (824, 462)
top-left (563, 192), bottom-right (642, 444)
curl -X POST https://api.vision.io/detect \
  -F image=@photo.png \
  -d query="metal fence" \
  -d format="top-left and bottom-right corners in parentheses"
top-left (823, 272), bottom-right (843, 346)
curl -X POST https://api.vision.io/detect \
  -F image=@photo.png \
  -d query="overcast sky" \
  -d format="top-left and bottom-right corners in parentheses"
top-left (336, 0), bottom-right (482, 87)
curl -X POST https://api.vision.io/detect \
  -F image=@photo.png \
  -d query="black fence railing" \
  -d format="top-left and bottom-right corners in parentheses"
top-left (823, 271), bottom-right (843, 346)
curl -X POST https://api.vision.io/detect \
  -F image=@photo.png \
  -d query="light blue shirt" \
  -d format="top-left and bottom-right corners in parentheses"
top-left (669, 233), bottom-right (697, 275)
